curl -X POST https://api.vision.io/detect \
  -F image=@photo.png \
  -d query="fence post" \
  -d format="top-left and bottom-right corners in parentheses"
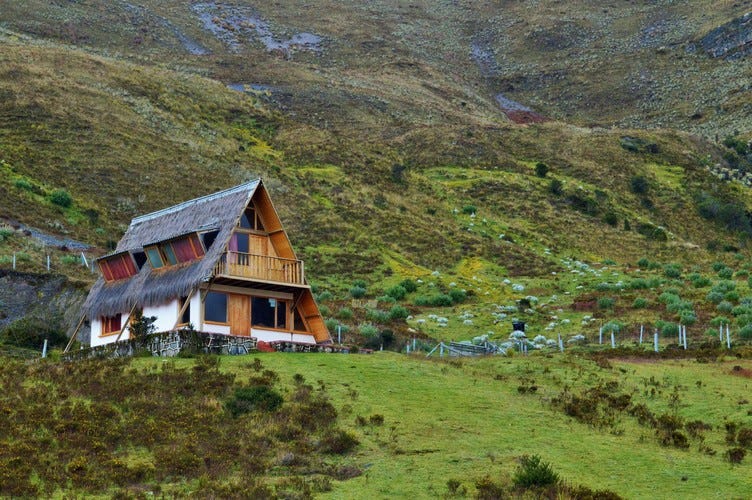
top-left (558, 333), bottom-right (564, 352)
top-left (599, 326), bottom-right (603, 345)
top-left (727, 325), bottom-right (731, 349)
top-left (611, 331), bottom-right (616, 349)
top-left (12, 253), bottom-right (16, 270)
top-left (639, 324), bottom-right (643, 345)
top-left (654, 331), bottom-right (659, 352)
top-left (47, 255), bottom-right (50, 271)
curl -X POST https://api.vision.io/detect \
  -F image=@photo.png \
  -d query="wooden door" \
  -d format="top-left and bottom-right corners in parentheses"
top-left (229, 294), bottom-right (250, 336)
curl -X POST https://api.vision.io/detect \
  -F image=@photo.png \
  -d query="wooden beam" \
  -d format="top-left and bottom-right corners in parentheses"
top-left (63, 314), bottom-right (87, 354)
top-left (172, 288), bottom-right (197, 330)
top-left (115, 302), bottom-right (140, 343)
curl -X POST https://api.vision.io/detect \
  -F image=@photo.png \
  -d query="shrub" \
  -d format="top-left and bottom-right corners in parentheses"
top-left (336, 307), bottom-right (353, 320)
top-left (49, 189), bottom-right (73, 208)
top-left (462, 205), bottom-right (476, 215)
top-left (448, 288), bottom-right (467, 303)
top-left (656, 321), bottom-right (679, 337)
top-left (697, 192), bottom-right (752, 235)
top-left (727, 447), bottom-right (746, 464)
top-left (0, 228), bottom-right (13, 243)
top-left (710, 316), bottom-right (729, 327)
top-left (726, 291), bottom-right (740, 302)
top-left (319, 430), bottom-right (359, 454)
top-left (0, 316), bottom-right (68, 349)
top-left (630, 175), bottom-right (649, 194)
top-left (548, 179), bottom-right (563, 195)
top-left (679, 310), bottom-right (697, 325)
top-left (706, 291), bottom-right (725, 304)
top-left (534, 162), bottom-right (549, 178)
top-left (376, 295), bottom-right (396, 304)
top-left (225, 386), bottom-right (283, 417)
top-left (365, 309), bottom-right (390, 323)
top-left (636, 223), bottom-right (667, 241)
top-left (388, 305), bottom-right (409, 321)
top-left (414, 294), bottom-right (453, 307)
top-left (740, 324), bottom-right (752, 339)
top-left (385, 285), bottom-right (407, 301)
top-left (718, 267), bottom-right (734, 279)
top-left (349, 286), bottom-right (367, 299)
top-left (717, 301), bottom-right (734, 313)
top-left (318, 305), bottom-right (331, 317)
top-left (512, 454), bottom-right (559, 489)
top-left (659, 292), bottom-right (680, 305)
top-left (598, 297), bottom-right (615, 309)
top-left (636, 257), bottom-right (651, 268)
top-left (603, 211), bottom-right (618, 226)
top-left (691, 275), bottom-right (711, 288)
top-left (353, 279), bottom-right (368, 289)
top-left (663, 264), bottom-right (682, 279)
top-left (399, 279), bottom-right (417, 293)
top-left (316, 291), bottom-right (333, 302)
top-left (359, 323), bottom-right (379, 336)
top-left (633, 297), bottom-right (648, 309)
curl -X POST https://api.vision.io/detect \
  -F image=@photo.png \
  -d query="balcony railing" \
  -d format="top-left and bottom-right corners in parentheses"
top-left (213, 252), bottom-right (305, 286)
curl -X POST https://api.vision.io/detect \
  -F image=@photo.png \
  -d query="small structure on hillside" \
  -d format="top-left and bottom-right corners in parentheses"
top-left (74, 179), bottom-right (330, 350)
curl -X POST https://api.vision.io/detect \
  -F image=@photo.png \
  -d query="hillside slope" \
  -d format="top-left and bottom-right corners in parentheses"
top-left (1, 1), bottom-right (752, 139)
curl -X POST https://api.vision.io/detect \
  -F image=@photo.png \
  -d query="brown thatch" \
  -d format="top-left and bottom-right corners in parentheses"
top-left (83, 180), bottom-right (259, 318)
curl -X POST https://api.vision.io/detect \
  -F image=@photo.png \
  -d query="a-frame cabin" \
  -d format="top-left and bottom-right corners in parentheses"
top-left (82, 179), bottom-right (330, 347)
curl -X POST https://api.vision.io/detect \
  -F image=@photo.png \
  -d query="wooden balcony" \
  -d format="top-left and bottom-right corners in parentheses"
top-left (213, 252), bottom-right (305, 286)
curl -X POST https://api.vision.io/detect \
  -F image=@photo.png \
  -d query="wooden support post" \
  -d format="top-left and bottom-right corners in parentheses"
top-left (172, 288), bottom-right (197, 330)
top-left (599, 326), bottom-right (603, 345)
top-left (639, 324), bottom-right (643, 345)
top-left (63, 314), bottom-right (87, 353)
top-left (654, 331), bottom-right (659, 353)
top-left (115, 302), bottom-right (140, 343)
top-left (611, 331), bottom-right (615, 349)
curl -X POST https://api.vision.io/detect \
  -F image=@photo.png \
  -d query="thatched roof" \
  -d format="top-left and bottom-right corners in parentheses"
top-left (83, 180), bottom-right (259, 318)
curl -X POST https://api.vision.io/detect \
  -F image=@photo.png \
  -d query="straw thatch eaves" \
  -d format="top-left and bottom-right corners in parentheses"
top-left (83, 179), bottom-right (260, 319)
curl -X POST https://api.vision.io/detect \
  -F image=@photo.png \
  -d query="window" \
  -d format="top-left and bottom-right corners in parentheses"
top-left (146, 246), bottom-right (164, 269)
top-left (239, 207), bottom-right (264, 231)
top-left (205, 292), bottom-right (228, 323)
top-left (133, 251), bottom-right (147, 269)
top-left (293, 307), bottom-right (307, 332)
top-left (230, 232), bottom-right (249, 253)
top-left (252, 297), bottom-right (287, 329)
top-left (162, 244), bottom-right (178, 266)
top-left (178, 296), bottom-right (191, 325)
top-left (99, 253), bottom-right (138, 282)
top-left (202, 230), bottom-right (218, 250)
top-left (101, 314), bottom-right (122, 335)
top-left (171, 234), bottom-right (204, 263)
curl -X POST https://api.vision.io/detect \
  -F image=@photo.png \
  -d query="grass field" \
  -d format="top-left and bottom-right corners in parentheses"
top-left (163, 351), bottom-right (752, 499)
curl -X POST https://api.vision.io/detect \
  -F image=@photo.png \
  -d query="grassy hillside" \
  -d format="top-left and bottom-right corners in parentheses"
top-left (2, 1), bottom-right (752, 138)
top-left (3, 32), bottom-right (752, 347)
top-left (5, 352), bottom-right (752, 498)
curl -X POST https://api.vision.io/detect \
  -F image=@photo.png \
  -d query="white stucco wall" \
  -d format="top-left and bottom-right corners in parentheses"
top-left (203, 323), bottom-right (232, 335)
top-left (144, 300), bottom-right (179, 333)
top-left (252, 328), bottom-right (316, 345)
top-left (91, 312), bottom-right (132, 347)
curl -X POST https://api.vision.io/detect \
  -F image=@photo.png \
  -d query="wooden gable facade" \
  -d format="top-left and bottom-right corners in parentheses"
top-left (81, 179), bottom-right (330, 347)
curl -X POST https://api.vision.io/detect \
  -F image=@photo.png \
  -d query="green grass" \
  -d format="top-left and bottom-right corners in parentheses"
top-left (147, 353), bottom-right (752, 498)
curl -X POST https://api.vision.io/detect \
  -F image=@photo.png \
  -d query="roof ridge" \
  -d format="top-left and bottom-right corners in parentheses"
top-left (130, 179), bottom-right (261, 226)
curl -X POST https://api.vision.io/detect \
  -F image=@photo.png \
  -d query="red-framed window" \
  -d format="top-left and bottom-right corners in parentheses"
top-left (101, 314), bottom-right (122, 335)
top-left (99, 254), bottom-right (138, 282)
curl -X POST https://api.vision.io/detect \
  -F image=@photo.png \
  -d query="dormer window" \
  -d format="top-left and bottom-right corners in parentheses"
top-left (98, 253), bottom-right (138, 282)
top-left (145, 233), bottom-right (206, 270)
top-left (239, 207), bottom-right (264, 231)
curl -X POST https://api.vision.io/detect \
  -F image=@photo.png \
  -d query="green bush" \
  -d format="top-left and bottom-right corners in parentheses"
top-left (0, 228), bottom-right (13, 243)
top-left (630, 175), bottom-right (649, 195)
top-left (316, 291), bottom-right (333, 302)
top-left (352, 279), bottom-right (368, 289)
top-left (49, 189), bottom-right (73, 208)
top-left (548, 179), bottom-right (563, 196)
top-left (0, 316), bottom-right (68, 349)
top-left (706, 291), bottom-right (725, 304)
top-left (365, 309), bottom-right (390, 323)
top-left (656, 321), bottom-right (679, 337)
top-left (399, 279), bottom-right (417, 293)
top-left (636, 257), bottom-right (651, 268)
top-left (359, 323), bottom-right (379, 336)
top-left (710, 316), bottom-right (729, 327)
top-left (225, 386), bottom-right (283, 417)
top-left (712, 261), bottom-right (727, 272)
top-left (512, 454), bottom-right (559, 489)
top-left (388, 305), bottom-right (409, 321)
top-left (414, 294), bottom-right (453, 307)
top-left (385, 285), bottom-right (407, 301)
top-left (603, 211), bottom-right (619, 226)
top-left (336, 308), bottom-right (353, 320)
top-left (679, 310), bottom-right (697, 325)
top-left (726, 291), bottom-right (740, 302)
top-left (636, 223), bottom-right (667, 241)
top-left (717, 301), bottom-right (734, 313)
top-left (632, 298), bottom-right (648, 309)
top-left (448, 288), bottom-right (467, 304)
top-left (376, 295), bottom-right (396, 304)
top-left (598, 297), bottom-right (615, 309)
top-left (462, 205), bottom-right (477, 215)
top-left (534, 162), bottom-right (549, 178)
top-left (349, 286), bottom-right (367, 299)
top-left (740, 325), bottom-right (752, 339)
top-left (718, 267), bottom-right (734, 279)
top-left (663, 264), bottom-right (682, 279)
top-left (659, 292), bottom-right (680, 305)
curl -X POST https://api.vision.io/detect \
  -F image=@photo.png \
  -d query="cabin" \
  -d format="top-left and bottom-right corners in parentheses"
top-left (81, 179), bottom-right (330, 348)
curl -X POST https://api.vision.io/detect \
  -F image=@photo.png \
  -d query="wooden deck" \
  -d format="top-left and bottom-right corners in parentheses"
top-left (213, 252), bottom-right (305, 286)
